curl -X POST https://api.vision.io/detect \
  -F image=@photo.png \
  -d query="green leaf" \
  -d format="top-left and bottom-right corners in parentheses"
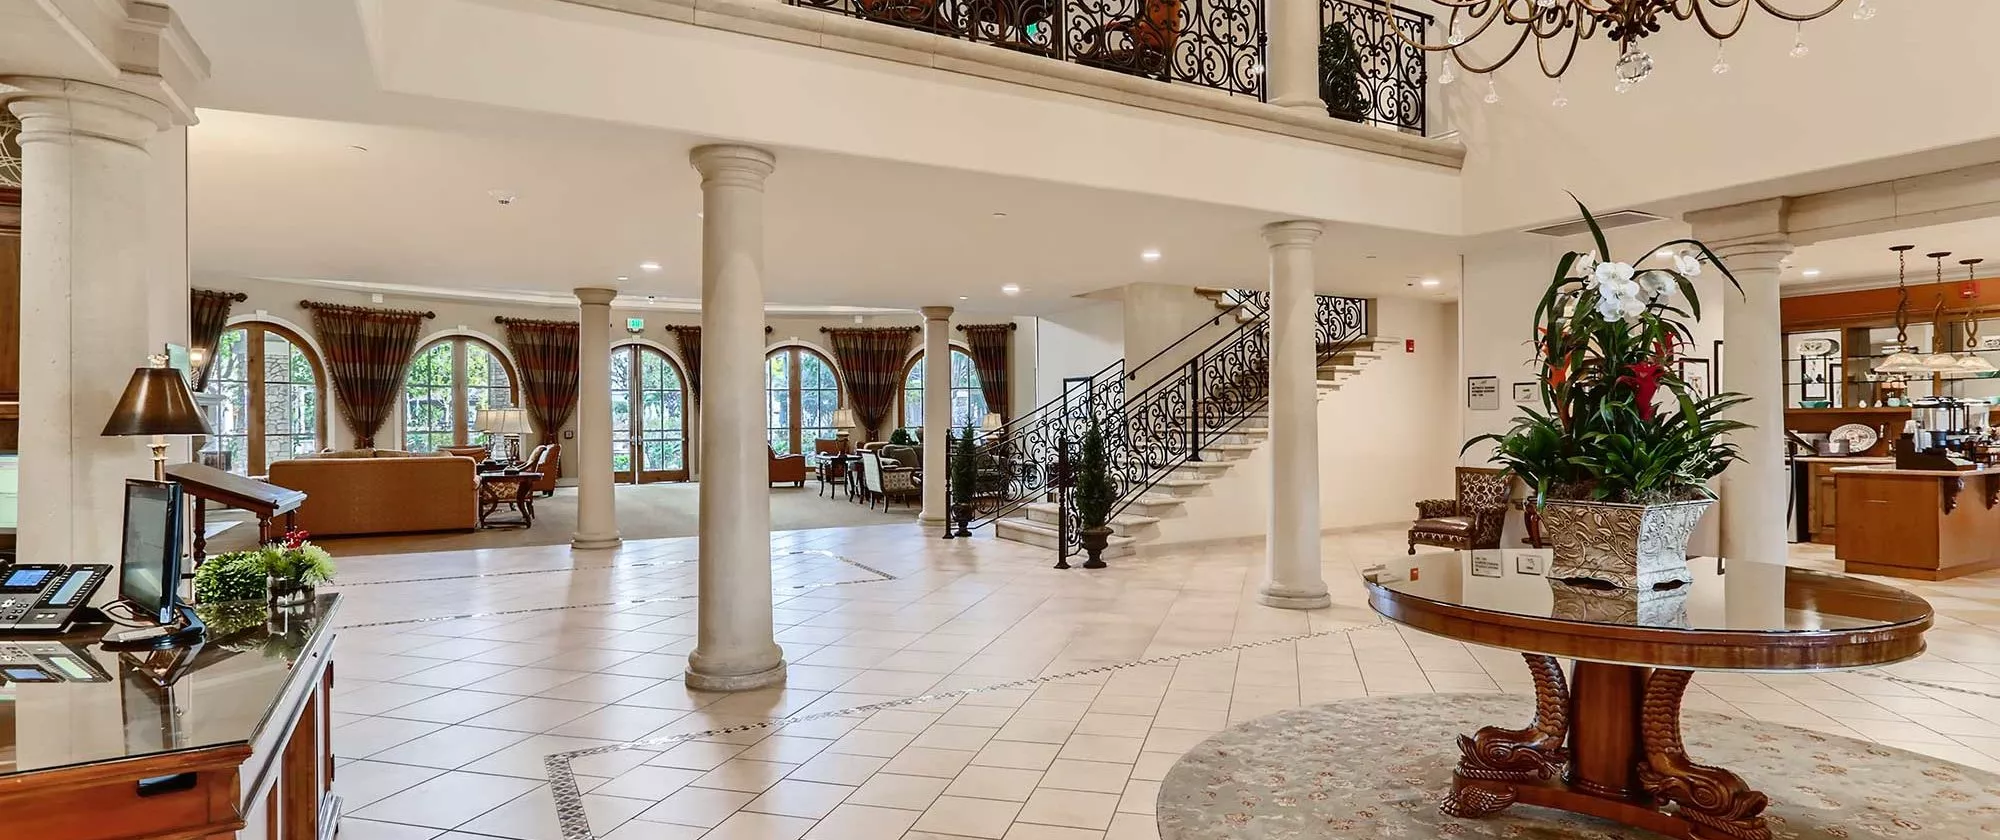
top-left (1570, 194), bottom-right (1612, 263)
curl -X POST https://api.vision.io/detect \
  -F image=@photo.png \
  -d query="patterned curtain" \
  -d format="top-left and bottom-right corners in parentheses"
top-left (497, 317), bottom-right (581, 445)
top-left (664, 325), bottom-right (701, 402)
top-left (958, 323), bottom-right (1014, 420)
top-left (821, 326), bottom-right (919, 441)
top-left (189, 289), bottom-right (245, 391)
top-left (302, 300), bottom-right (433, 448)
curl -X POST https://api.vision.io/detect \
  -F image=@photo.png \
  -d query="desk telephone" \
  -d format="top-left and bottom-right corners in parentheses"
top-left (0, 563), bottom-right (112, 633)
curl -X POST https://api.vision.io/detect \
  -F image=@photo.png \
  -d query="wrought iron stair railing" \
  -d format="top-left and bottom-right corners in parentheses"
top-left (943, 293), bottom-right (1371, 560)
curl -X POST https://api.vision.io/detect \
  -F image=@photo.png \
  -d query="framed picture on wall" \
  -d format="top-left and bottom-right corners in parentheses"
top-left (1677, 357), bottom-right (1711, 399)
top-left (1800, 355), bottom-right (1829, 402)
top-left (1512, 382), bottom-right (1537, 402)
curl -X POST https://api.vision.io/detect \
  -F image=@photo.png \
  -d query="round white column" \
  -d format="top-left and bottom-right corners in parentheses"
top-left (918, 305), bottom-right (954, 522)
top-left (1260, 220), bottom-right (1331, 609)
top-left (686, 144), bottom-right (786, 692)
top-left (1714, 239), bottom-right (1793, 566)
top-left (572, 287), bottom-right (623, 549)
top-left (3, 78), bottom-right (169, 564)
top-left (1267, 0), bottom-right (1327, 114)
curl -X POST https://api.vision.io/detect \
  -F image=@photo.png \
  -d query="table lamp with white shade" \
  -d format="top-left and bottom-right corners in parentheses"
top-left (831, 408), bottom-right (858, 449)
top-left (476, 408), bottom-right (532, 464)
top-left (981, 412), bottom-right (1004, 433)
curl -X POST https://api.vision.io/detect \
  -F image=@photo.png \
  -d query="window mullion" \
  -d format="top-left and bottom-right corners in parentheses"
top-left (247, 327), bottom-right (268, 475)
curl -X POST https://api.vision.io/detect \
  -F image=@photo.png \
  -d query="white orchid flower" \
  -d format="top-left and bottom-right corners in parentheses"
top-left (1619, 296), bottom-right (1647, 322)
top-left (1574, 251), bottom-right (1599, 282)
top-left (1672, 249), bottom-right (1704, 278)
top-left (1592, 260), bottom-right (1635, 289)
top-left (1594, 293), bottom-right (1625, 321)
top-left (1638, 270), bottom-right (1675, 300)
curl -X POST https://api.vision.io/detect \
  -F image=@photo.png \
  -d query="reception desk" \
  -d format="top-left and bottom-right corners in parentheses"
top-left (0, 595), bottom-right (340, 840)
top-left (1834, 465), bottom-right (2000, 580)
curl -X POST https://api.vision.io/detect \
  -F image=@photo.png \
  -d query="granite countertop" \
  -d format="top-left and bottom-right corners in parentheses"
top-left (1795, 456), bottom-right (1894, 463)
top-left (1830, 463), bottom-right (2000, 477)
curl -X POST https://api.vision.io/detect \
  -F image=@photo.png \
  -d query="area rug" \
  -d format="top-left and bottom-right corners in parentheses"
top-left (1157, 693), bottom-right (2000, 839)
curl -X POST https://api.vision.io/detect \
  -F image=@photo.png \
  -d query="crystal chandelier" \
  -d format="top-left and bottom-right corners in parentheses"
top-left (1388, 0), bottom-right (1858, 92)
top-left (1953, 258), bottom-right (1996, 377)
top-left (1875, 245), bottom-right (1927, 375)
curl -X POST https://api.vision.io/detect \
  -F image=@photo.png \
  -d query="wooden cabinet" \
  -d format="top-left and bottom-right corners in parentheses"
top-left (1810, 463), bottom-right (1839, 542)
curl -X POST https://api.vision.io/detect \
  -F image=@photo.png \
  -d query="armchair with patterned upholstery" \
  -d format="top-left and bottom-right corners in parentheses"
top-left (859, 451), bottom-right (919, 512)
top-left (524, 443), bottom-right (561, 496)
top-left (1408, 467), bottom-right (1510, 554)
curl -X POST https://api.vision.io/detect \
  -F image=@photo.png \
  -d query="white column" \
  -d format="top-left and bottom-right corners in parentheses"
top-left (3, 78), bottom-right (169, 564)
top-left (1267, 0), bottom-right (1326, 114)
top-left (572, 287), bottom-right (622, 549)
top-left (918, 305), bottom-right (954, 522)
top-left (1260, 220), bottom-right (1330, 610)
top-left (1713, 238), bottom-right (1793, 566)
top-left (686, 144), bottom-right (785, 692)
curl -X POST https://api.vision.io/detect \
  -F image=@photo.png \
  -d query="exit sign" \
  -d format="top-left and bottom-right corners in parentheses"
top-left (626, 318), bottom-right (645, 333)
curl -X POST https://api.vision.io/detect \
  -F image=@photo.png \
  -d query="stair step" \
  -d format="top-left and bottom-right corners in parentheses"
top-left (994, 517), bottom-right (1138, 558)
top-left (1125, 494), bottom-right (1186, 516)
top-left (1202, 444), bottom-right (1258, 461)
top-left (1170, 461), bottom-right (1233, 480)
top-left (1022, 503), bottom-right (1158, 533)
top-left (1150, 478), bottom-right (1212, 497)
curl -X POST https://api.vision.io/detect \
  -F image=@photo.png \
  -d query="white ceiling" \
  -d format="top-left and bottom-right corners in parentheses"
top-left (1787, 216), bottom-right (2000, 291)
top-left (172, 0), bottom-right (1463, 314)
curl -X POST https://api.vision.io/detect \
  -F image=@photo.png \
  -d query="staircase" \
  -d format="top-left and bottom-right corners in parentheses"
top-left (972, 290), bottom-right (1389, 560)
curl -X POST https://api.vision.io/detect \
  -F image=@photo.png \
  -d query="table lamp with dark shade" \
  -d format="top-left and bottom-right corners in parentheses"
top-left (102, 365), bottom-right (213, 481)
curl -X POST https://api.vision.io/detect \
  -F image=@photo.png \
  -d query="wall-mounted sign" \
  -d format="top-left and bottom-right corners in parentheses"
top-left (1981, 336), bottom-right (2000, 352)
top-left (1793, 337), bottom-right (1839, 357)
top-left (1468, 376), bottom-right (1501, 410)
top-left (1512, 382), bottom-right (1537, 402)
top-left (625, 317), bottom-right (645, 334)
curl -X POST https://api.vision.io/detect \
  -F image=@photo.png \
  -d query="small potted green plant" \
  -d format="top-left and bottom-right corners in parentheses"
top-left (262, 528), bottom-right (335, 606)
top-left (1073, 415), bottom-right (1118, 570)
top-left (193, 549), bottom-right (272, 603)
top-left (889, 427), bottom-right (915, 446)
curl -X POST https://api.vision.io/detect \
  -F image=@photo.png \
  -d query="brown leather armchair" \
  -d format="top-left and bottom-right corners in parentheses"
top-left (1409, 467), bottom-right (1510, 554)
top-left (524, 443), bottom-right (561, 496)
top-left (770, 447), bottom-right (807, 487)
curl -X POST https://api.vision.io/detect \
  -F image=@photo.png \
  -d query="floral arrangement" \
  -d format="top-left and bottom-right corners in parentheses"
top-left (1465, 200), bottom-right (1752, 505)
top-left (191, 528), bottom-right (335, 604)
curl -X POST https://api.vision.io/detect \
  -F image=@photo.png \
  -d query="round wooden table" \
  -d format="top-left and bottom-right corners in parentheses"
top-left (1364, 550), bottom-right (1933, 840)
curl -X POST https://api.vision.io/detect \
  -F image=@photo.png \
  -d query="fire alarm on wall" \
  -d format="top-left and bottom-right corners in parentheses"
top-left (1405, 339), bottom-right (1416, 353)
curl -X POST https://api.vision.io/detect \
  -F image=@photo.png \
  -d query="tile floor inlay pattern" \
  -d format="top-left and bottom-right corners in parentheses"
top-left (325, 524), bottom-right (2000, 840)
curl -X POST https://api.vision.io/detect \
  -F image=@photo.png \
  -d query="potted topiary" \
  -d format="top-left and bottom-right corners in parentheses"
top-left (1464, 200), bottom-right (1746, 590)
top-left (889, 427), bottom-right (915, 446)
top-left (950, 424), bottom-right (977, 538)
top-left (1073, 415), bottom-right (1117, 570)
top-left (1319, 22), bottom-right (1369, 123)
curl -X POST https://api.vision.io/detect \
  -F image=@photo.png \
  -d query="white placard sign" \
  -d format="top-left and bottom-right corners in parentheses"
top-left (1468, 376), bottom-right (1501, 410)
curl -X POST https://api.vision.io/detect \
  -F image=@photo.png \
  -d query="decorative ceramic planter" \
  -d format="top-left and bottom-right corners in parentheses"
top-left (267, 577), bottom-right (315, 607)
top-left (1539, 498), bottom-right (1712, 590)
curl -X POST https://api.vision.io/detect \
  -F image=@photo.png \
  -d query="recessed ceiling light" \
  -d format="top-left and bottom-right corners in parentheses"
top-left (1001, 283), bottom-right (1022, 296)
top-left (959, 295), bottom-right (969, 300)
top-left (347, 145), bottom-right (369, 153)
top-left (639, 261), bottom-right (662, 272)
top-left (1802, 268), bottom-right (1822, 277)
top-left (1140, 249), bottom-right (1162, 262)
top-left (616, 275), bottom-right (630, 282)
top-left (991, 212), bottom-right (1008, 218)
top-left (1420, 278), bottom-right (1441, 288)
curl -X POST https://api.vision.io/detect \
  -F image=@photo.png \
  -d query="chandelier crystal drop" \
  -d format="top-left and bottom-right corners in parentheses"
top-left (1789, 24), bottom-right (1810, 58)
top-left (1483, 75), bottom-right (1501, 104)
top-left (1712, 42), bottom-right (1730, 75)
top-left (1381, 0), bottom-right (1859, 83)
top-left (1439, 59), bottom-right (1457, 85)
top-left (1552, 79), bottom-right (1569, 108)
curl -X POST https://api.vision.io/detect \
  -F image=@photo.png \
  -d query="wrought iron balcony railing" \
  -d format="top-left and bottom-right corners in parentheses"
top-left (791, 0), bottom-right (1267, 99)
top-left (1321, 0), bottom-right (1430, 134)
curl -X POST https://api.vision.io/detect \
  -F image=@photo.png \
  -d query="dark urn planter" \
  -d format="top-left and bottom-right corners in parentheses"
top-left (1078, 525), bottom-right (1113, 569)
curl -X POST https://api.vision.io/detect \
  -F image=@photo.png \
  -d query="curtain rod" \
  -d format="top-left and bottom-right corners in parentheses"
top-left (299, 300), bottom-right (436, 318)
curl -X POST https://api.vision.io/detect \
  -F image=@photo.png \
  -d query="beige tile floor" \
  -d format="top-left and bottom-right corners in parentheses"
top-left (326, 524), bottom-right (2000, 840)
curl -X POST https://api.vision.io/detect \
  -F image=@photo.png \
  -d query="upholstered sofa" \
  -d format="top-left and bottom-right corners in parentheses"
top-left (267, 450), bottom-right (478, 537)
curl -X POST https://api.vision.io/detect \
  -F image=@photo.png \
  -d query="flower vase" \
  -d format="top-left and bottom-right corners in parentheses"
top-left (1539, 499), bottom-right (1712, 590)
top-left (267, 577), bottom-right (314, 607)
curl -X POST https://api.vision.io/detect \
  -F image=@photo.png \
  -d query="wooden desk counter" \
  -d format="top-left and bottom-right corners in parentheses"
top-left (0, 595), bottom-right (341, 840)
top-left (1833, 464), bottom-right (2000, 580)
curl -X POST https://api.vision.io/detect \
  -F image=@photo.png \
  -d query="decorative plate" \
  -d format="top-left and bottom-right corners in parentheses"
top-left (1829, 423), bottom-right (1878, 452)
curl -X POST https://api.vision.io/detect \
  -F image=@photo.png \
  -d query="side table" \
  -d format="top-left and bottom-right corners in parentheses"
top-left (477, 471), bottom-right (543, 528)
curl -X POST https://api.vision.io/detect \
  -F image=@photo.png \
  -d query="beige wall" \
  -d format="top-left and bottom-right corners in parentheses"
top-left (208, 277), bottom-right (1037, 481)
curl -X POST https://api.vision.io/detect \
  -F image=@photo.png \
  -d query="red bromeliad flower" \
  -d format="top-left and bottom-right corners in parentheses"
top-left (280, 527), bottom-right (312, 549)
top-left (1618, 362), bottom-right (1666, 421)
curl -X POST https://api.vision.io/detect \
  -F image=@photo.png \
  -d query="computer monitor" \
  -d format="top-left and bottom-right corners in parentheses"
top-left (119, 479), bottom-right (184, 626)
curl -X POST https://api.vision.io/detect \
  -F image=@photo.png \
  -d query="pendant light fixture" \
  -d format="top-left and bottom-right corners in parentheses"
top-left (1955, 258), bottom-right (1996, 377)
top-left (1920, 252), bottom-right (1964, 373)
top-left (1876, 245), bottom-right (1926, 374)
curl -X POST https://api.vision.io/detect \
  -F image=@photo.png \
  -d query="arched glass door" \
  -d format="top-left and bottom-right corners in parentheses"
top-left (611, 344), bottom-right (689, 483)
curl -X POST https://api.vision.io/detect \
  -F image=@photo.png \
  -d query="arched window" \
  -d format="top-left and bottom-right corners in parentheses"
top-left (403, 336), bottom-right (518, 453)
top-left (611, 344), bottom-right (689, 483)
top-left (765, 346), bottom-right (842, 456)
top-left (902, 347), bottom-right (988, 435)
top-left (203, 322), bottom-right (326, 475)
